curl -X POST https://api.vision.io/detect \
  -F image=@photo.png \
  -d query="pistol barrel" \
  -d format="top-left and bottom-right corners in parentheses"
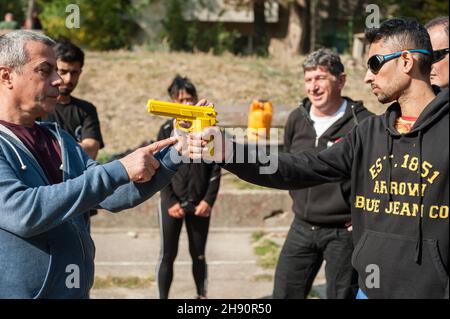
top-left (147, 99), bottom-right (217, 120)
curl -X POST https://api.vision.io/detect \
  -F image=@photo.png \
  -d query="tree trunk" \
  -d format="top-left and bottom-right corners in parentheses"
top-left (309, 0), bottom-right (317, 52)
top-left (298, 0), bottom-right (311, 54)
top-left (271, 0), bottom-right (311, 56)
top-left (25, 0), bottom-right (36, 29)
top-left (253, 0), bottom-right (268, 55)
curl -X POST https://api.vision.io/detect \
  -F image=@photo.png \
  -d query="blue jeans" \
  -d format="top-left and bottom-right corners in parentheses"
top-left (356, 289), bottom-right (368, 299)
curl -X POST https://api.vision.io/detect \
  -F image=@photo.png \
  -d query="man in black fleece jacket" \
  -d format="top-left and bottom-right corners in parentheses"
top-left (275, 48), bottom-right (373, 299)
top-left (186, 18), bottom-right (449, 299)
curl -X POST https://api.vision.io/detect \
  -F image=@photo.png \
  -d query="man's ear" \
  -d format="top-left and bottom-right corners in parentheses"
top-left (0, 66), bottom-right (14, 89)
top-left (338, 73), bottom-right (347, 90)
top-left (400, 51), bottom-right (414, 74)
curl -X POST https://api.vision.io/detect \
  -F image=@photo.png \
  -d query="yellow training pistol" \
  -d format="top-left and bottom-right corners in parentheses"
top-left (147, 99), bottom-right (217, 133)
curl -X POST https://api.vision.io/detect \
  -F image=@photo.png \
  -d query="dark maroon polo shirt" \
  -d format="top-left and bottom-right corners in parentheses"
top-left (0, 120), bottom-right (63, 184)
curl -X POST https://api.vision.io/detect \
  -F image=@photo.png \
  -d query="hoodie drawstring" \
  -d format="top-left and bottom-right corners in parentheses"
top-left (52, 122), bottom-right (64, 171)
top-left (0, 135), bottom-right (27, 170)
top-left (415, 131), bottom-right (424, 264)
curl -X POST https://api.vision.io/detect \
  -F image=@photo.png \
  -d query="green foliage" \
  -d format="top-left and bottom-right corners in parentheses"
top-left (161, 0), bottom-right (190, 51)
top-left (0, 0), bottom-right (27, 26)
top-left (37, 0), bottom-right (140, 50)
top-left (93, 276), bottom-right (154, 289)
top-left (96, 150), bottom-right (114, 164)
top-left (252, 273), bottom-right (273, 282)
top-left (188, 21), bottom-right (240, 55)
top-left (251, 231), bottom-right (281, 269)
top-left (161, 0), bottom-right (239, 54)
top-left (251, 230), bottom-right (265, 242)
top-left (376, 0), bottom-right (449, 24)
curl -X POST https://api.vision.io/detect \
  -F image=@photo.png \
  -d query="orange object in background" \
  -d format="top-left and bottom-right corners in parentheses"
top-left (247, 100), bottom-right (272, 141)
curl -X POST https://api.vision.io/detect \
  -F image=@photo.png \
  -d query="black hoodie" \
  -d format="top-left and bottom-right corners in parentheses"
top-left (224, 89), bottom-right (449, 298)
top-left (284, 97), bottom-right (373, 226)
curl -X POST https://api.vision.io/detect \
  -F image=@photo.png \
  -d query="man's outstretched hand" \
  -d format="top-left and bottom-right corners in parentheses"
top-left (119, 137), bottom-right (177, 183)
top-left (182, 126), bottom-right (232, 163)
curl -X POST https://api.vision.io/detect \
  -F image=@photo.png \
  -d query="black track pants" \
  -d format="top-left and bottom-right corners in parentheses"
top-left (156, 200), bottom-right (210, 299)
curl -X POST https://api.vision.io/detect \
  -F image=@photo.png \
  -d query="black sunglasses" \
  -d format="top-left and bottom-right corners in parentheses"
top-left (432, 48), bottom-right (449, 63)
top-left (367, 49), bottom-right (431, 74)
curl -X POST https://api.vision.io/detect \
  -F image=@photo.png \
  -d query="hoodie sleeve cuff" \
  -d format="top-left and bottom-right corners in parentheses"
top-left (156, 146), bottom-right (182, 172)
top-left (102, 160), bottom-right (131, 185)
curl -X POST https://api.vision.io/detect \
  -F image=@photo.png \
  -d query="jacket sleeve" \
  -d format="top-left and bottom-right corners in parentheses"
top-left (203, 164), bottom-right (221, 207)
top-left (223, 127), bottom-right (357, 190)
top-left (157, 121), bottom-right (180, 208)
top-left (0, 145), bottom-right (180, 238)
top-left (97, 146), bottom-right (180, 212)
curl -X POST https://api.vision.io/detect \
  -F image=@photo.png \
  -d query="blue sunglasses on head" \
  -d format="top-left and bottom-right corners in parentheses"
top-left (367, 49), bottom-right (431, 74)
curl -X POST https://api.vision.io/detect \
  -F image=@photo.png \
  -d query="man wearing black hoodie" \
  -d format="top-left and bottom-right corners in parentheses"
top-left (186, 17), bottom-right (449, 299)
top-left (275, 48), bottom-right (372, 299)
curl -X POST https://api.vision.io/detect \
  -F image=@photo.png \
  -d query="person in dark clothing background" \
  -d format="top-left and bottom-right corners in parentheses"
top-left (188, 17), bottom-right (448, 299)
top-left (156, 75), bottom-right (221, 299)
top-left (41, 39), bottom-right (104, 222)
top-left (42, 39), bottom-right (104, 160)
top-left (275, 48), bottom-right (373, 299)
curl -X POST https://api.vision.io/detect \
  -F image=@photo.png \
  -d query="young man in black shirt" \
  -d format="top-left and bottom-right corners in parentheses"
top-left (156, 76), bottom-right (221, 299)
top-left (42, 39), bottom-right (104, 160)
top-left (42, 40), bottom-right (104, 222)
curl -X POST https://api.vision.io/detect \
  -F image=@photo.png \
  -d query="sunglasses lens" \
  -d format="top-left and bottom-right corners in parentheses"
top-left (368, 56), bottom-right (382, 74)
top-left (433, 49), bottom-right (448, 63)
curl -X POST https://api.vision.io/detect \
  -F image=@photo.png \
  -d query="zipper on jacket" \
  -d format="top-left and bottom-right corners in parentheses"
top-left (297, 103), bottom-right (318, 222)
top-left (71, 221), bottom-right (87, 296)
top-left (52, 124), bottom-right (89, 296)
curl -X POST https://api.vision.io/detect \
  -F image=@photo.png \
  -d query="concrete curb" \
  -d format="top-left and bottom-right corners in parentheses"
top-left (92, 190), bottom-right (294, 229)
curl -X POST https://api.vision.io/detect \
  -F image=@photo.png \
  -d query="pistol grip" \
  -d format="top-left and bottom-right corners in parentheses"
top-left (192, 121), bottom-right (215, 157)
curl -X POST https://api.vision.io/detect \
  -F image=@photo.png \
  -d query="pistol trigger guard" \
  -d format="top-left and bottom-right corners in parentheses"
top-left (175, 121), bottom-right (193, 133)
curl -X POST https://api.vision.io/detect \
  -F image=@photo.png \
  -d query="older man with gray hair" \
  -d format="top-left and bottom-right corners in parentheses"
top-left (0, 30), bottom-right (184, 298)
top-left (426, 16), bottom-right (449, 89)
top-left (273, 48), bottom-right (373, 299)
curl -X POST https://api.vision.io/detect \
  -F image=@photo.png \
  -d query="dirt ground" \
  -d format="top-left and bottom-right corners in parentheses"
top-left (89, 227), bottom-right (327, 299)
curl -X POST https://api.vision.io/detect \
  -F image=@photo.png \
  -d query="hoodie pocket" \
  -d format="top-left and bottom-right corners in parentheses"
top-left (33, 253), bottom-right (55, 299)
top-left (352, 230), bottom-right (448, 299)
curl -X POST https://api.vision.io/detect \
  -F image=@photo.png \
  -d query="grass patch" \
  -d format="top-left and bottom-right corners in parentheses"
top-left (96, 151), bottom-right (114, 164)
top-left (93, 276), bottom-right (154, 289)
top-left (233, 179), bottom-right (269, 190)
top-left (307, 289), bottom-right (322, 299)
top-left (252, 274), bottom-right (273, 282)
top-left (254, 239), bottom-right (279, 256)
top-left (251, 231), bottom-right (281, 269)
top-left (251, 231), bottom-right (265, 242)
